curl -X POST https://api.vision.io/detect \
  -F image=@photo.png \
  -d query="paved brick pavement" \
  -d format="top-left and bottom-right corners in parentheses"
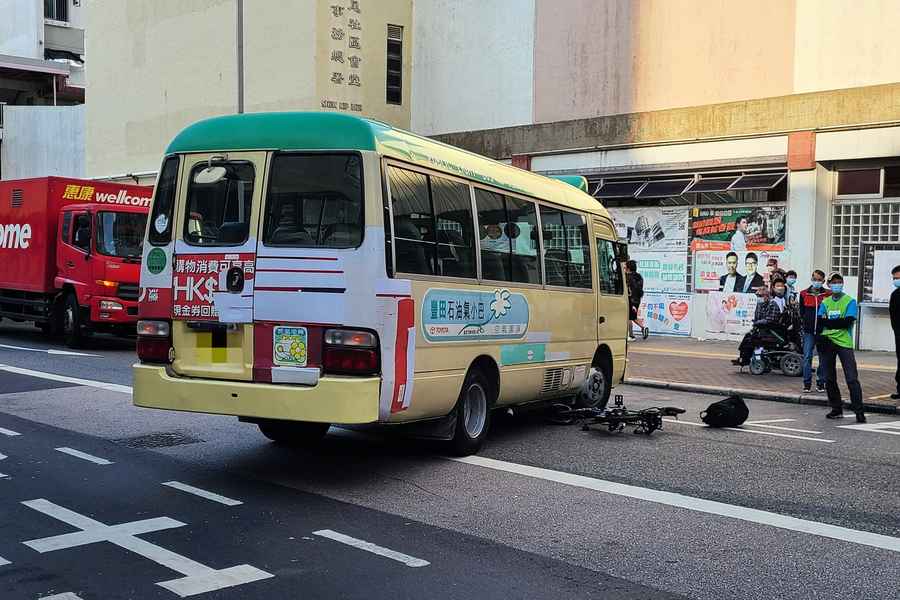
top-left (625, 336), bottom-right (899, 413)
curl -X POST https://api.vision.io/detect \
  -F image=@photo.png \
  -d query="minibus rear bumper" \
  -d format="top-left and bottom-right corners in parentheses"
top-left (132, 364), bottom-right (380, 423)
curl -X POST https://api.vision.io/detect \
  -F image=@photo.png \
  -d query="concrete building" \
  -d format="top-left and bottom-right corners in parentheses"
top-left (419, 0), bottom-right (900, 351)
top-left (0, 0), bottom-right (86, 179)
top-left (86, 0), bottom-right (412, 183)
top-left (84, 0), bottom-right (900, 349)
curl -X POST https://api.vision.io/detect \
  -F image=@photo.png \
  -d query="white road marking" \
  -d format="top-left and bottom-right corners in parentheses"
top-left (838, 421), bottom-right (900, 436)
top-left (313, 529), bottom-right (430, 567)
top-left (0, 452), bottom-right (6, 479)
top-left (0, 426), bottom-right (21, 436)
top-left (54, 447), bottom-right (113, 465)
top-left (22, 499), bottom-right (273, 597)
top-left (745, 419), bottom-right (797, 424)
top-left (0, 364), bottom-right (132, 394)
top-left (0, 343), bottom-right (100, 357)
top-left (0, 556), bottom-right (9, 566)
top-left (451, 456), bottom-right (900, 553)
top-left (39, 593), bottom-right (84, 600)
top-left (162, 481), bottom-right (243, 506)
top-left (746, 424), bottom-right (824, 434)
top-left (662, 419), bottom-right (834, 443)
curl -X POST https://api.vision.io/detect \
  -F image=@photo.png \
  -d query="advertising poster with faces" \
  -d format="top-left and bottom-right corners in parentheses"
top-left (693, 250), bottom-right (787, 292)
top-left (689, 206), bottom-right (786, 252)
top-left (705, 291), bottom-right (759, 338)
top-left (632, 292), bottom-right (692, 336)
top-left (610, 207), bottom-right (689, 252)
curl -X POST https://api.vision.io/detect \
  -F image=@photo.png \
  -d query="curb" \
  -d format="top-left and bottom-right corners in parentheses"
top-left (624, 377), bottom-right (898, 415)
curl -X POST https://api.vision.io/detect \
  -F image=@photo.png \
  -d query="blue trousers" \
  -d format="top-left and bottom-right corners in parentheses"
top-left (802, 332), bottom-right (824, 386)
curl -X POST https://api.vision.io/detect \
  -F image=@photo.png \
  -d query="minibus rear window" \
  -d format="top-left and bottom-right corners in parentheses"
top-left (183, 162), bottom-right (255, 246)
top-left (263, 154), bottom-right (363, 248)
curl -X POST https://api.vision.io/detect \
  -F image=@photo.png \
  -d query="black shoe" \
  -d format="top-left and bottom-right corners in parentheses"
top-left (891, 393), bottom-right (900, 400)
top-left (642, 327), bottom-right (649, 340)
top-left (825, 409), bottom-right (843, 419)
top-left (816, 383), bottom-right (826, 393)
top-left (803, 385), bottom-right (811, 393)
top-left (731, 359), bottom-right (743, 366)
top-left (855, 412), bottom-right (867, 423)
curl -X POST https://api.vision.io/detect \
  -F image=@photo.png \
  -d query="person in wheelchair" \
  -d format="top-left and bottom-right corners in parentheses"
top-left (733, 277), bottom-right (801, 369)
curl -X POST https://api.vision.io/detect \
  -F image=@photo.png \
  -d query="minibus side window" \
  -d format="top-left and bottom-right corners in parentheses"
top-left (183, 162), bottom-right (254, 246)
top-left (148, 156), bottom-right (179, 246)
top-left (263, 154), bottom-right (363, 248)
top-left (596, 238), bottom-right (623, 295)
top-left (475, 190), bottom-right (539, 285)
top-left (540, 207), bottom-right (592, 289)
top-left (389, 166), bottom-right (434, 274)
top-left (563, 212), bottom-right (592, 289)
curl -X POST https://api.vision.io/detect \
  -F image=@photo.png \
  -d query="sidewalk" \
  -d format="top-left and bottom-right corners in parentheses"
top-left (625, 336), bottom-right (899, 414)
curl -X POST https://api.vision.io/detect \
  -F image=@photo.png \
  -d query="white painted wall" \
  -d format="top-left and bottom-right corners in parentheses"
top-left (0, 0), bottom-right (41, 58)
top-left (0, 105), bottom-right (85, 179)
top-left (411, 0), bottom-right (535, 136)
top-left (816, 126), bottom-right (900, 162)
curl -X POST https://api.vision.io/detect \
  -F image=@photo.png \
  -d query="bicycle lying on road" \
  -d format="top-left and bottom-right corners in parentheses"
top-left (548, 394), bottom-right (686, 435)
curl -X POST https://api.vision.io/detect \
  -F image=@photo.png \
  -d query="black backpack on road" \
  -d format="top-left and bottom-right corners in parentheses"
top-left (700, 395), bottom-right (749, 428)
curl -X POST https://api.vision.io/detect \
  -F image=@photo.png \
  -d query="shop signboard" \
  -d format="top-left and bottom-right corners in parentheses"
top-left (690, 206), bottom-right (786, 252)
top-left (610, 207), bottom-right (688, 252)
top-left (633, 292), bottom-right (692, 337)
top-left (630, 250), bottom-right (688, 292)
top-left (705, 291), bottom-right (758, 338)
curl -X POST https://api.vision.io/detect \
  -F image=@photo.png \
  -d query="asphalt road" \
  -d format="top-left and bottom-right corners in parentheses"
top-left (1, 322), bottom-right (899, 599)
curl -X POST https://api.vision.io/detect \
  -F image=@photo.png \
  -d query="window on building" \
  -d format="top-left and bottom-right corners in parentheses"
top-left (831, 201), bottom-right (900, 276)
top-left (883, 166), bottom-right (900, 198)
top-left (44, 0), bottom-right (68, 22)
top-left (836, 169), bottom-right (881, 197)
top-left (386, 25), bottom-right (403, 105)
top-left (596, 239), bottom-right (623, 295)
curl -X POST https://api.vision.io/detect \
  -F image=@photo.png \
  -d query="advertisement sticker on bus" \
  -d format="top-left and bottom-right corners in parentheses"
top-left (422, 288), bottom-right (529, 342)
top-left (171, 252), bottom-right (255, 320)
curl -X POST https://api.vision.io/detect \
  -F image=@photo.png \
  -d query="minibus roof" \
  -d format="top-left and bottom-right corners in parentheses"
top-left (165, 112), bottom-right (610, 219)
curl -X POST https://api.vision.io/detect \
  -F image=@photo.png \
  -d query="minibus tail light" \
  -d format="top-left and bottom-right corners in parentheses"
top-left (323, 328), bottom-right (379, 375)
top-left (137, 320), bottom-right (172, 364)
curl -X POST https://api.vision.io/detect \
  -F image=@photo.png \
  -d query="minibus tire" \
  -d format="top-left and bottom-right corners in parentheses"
top-left (257, 420), bottom-right (330, 446)
top-left (449, 370), bottom-right (492, 456)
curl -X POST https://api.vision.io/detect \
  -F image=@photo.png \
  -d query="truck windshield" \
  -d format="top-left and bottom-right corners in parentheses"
top-left (96, 211), bottom-right (147, 259)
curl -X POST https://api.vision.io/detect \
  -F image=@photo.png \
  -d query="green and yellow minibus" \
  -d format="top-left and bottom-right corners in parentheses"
top-left (134, 112), bottom-right (628, 454)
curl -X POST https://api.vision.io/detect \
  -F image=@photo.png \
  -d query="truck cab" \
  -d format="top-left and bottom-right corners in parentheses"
top-left (55, 203), bottom-right (147, 344)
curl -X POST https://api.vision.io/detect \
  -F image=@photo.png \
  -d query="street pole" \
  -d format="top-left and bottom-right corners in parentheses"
top-left (236, 0), bottom-right (244, 114)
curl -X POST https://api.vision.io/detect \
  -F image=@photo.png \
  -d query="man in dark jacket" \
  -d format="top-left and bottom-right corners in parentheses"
top-left (719, 251), bottom-right (746, 292)
top-left (799, 269), bottom-right (832, 393)
top-left (891, 264), bottom-right (900, 400)
top-left (625, 260), bottom-right (649, 341)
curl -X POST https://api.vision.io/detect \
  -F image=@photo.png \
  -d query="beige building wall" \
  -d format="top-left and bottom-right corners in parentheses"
top-left (533, 0), bottom-right (796, 123)
top-left (86, 0), bottom-right (412, 179)
top-left (793, 0), bottom-right (900, 94)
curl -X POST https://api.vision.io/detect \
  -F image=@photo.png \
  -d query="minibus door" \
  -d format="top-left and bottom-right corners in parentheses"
top-left (169, 152), bottom-right (267, 381)
top-left (593, 226), bottom-right (629, 345)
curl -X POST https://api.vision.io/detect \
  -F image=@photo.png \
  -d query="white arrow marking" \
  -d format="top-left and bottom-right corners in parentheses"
top-left (0, 343), bottom-right (100, 357)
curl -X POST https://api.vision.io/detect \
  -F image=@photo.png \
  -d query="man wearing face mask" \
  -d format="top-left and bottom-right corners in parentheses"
top-left (785, 270), bottom-right (799, 304)
top-left (817, 273), bottom-right (865, 422)
top-left (799, 270), bottom-right (831, 393)
top-left (890, 265), bottom-right (900, 400)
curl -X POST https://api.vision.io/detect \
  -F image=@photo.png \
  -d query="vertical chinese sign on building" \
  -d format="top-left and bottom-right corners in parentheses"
top-left (321, 1), bottom-right (364, 114)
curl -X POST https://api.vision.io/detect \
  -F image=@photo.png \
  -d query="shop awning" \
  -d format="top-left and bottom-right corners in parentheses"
top-left (0, 53), bottom-right (70, 76)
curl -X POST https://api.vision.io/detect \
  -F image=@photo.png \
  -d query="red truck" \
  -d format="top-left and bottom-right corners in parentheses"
top-left (0, 177), bottom-right (152, 346)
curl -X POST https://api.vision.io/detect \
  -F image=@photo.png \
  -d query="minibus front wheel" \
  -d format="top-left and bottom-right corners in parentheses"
top-left (256, 419), bottom-right (330, 446)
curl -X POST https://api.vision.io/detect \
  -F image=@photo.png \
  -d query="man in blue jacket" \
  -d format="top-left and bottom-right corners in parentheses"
top-left (798, 270), bottom-right (831, 393)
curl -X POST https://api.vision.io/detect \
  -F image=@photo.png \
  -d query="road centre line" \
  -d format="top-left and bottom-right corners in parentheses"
top-left (0, 364), bottom-right (132, 394)
top-left (745, 419), bottom-right (796, 424)
top-left (313, 529), bottom-right (430, 567)
top-left (0, 426), bottom-right (21, 436)
top-left (55, 447), bottom-right (113, 465)
top-left (745, 424), bottom-right (824, 434)
top-left (450, 455), bottom-right (900, 553)
top-left (662, 419), bottom-right (833, 442)
top-left (162, 481), bottom-right (243, 506)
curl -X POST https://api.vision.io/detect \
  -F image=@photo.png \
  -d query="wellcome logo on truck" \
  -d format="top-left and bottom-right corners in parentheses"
top-left (94, 190), bottom-right (152, 208)
top-left (0, 222), bottom-right (32, 249)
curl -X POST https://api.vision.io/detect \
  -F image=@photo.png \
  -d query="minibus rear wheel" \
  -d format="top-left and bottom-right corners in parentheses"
top-left (449, 369), bottom-right (493, 456)
top-left (257, 420), bottom-right (330, 446)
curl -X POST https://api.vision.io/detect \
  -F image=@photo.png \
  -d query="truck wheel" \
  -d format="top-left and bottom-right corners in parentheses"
top-left (62, 293), bottom-right (84, 348)
top-left (449, 369), bottom-right (492, 456)
top-left (257, 420), bottom-right (330, 446)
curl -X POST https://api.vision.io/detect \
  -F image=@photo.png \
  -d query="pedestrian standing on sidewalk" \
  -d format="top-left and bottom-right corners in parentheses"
top-left (799, 269), bottom-right (831, 393)
top-left (891, 264), bottom-right (900, 400)
top-left (785, 270), bottom-right (799, 304)
top-left (817, 273), bottom-right (865, 422)
top-left (625, 260), bottom-right (649, 341)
